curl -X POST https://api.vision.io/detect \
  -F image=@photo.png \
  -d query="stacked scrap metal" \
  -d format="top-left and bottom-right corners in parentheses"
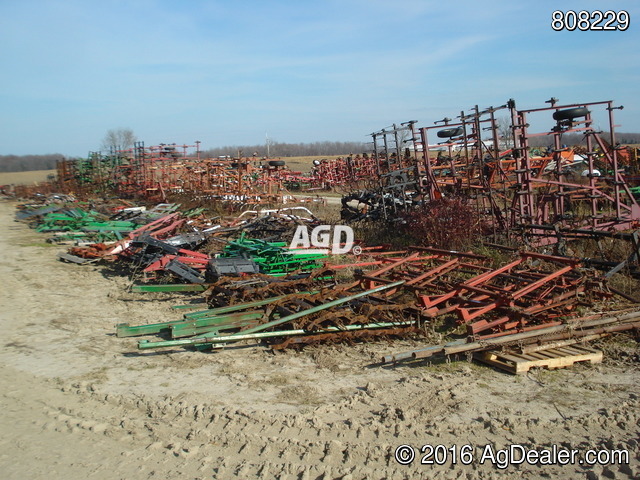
top-left (15, 201), bottom-right (182, 245)
top-left (14, 196), bottom-right (638, 365)
top-left (118, 246), bottom-right (634, 357)
top-left (18, 200), bottom-right (329, 284)
top-left (383, 309), bottom-right (640, 368)
top-left (205, 267), bottom-right (337, 307)
top-left (356, 247), bottom-right (608, 338)
top-left (118, 276), bottom-right (423, 351)
top-left (127, 234), bottom-right (210, 283)
top-left (218, 233), bottom-right (327, 276)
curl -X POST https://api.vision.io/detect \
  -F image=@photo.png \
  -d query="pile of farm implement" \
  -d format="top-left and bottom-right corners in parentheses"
top-left (8, 96), bottom-right (640, 372)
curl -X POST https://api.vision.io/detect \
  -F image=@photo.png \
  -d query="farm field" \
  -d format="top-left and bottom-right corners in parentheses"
top-left (277, 155), bottom-right (335, 173)
top-left (0, 169), bottom-right (57, 185)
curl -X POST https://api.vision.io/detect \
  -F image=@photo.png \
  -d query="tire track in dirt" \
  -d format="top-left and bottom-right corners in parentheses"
top-left (1, 200), bottom-right (638, 479)
top-left (16, 368), bottom-right (638, 480)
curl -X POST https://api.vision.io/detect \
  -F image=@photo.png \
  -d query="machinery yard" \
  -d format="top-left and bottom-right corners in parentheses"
top-left (0, 198), bottom-right (639, 479)
top-left (4, 0), bottom-right (640, 476)
top-left (1, 95), bottom-right (640, 479)
top-left (0, 92), bottom-right (640, 480)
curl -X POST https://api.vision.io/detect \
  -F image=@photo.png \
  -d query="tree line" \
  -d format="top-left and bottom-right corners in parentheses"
top-left (0, 154), bottom-right (64, 173)
top-left (527, 132), bottom-right (640, 147)
top-left (3, 133), bottom-right (639, 173)
top-left (201, 140), bottom-right (369, 158)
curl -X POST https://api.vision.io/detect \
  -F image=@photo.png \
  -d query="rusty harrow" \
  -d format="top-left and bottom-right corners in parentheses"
top-left (124, 279), bottom-right (423, 351)
top-left (354, 247), bottom-right (611, 338)
top-left (119, 246), bottom-right (620, 353)
top-left (205, 267), bottom-right (338, 307)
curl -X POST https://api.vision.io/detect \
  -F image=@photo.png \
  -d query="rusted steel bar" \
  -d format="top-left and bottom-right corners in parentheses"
top-left (365, 252), bottom-right (421, 278)
top-left (381, 310), bottom-right (640, 363)
top-left (522, 225), bottom-right (639, 241)
top-left (404, 258), bottom-right (460, 286)
top-left (444, 313), bottom-right (640, 355)
top-left (139, 319), bottom-right (413, 350)
top-left (520, 251), bottom-right (581, 266)
top-left (408, 246), bottom-right (489, 261)
top-left (356, 275), bottom-right (399, 285)
top-left (607, 286), bottom-right (640, 303)
top-left (325, 260), bottom-right (384, 270)
top-left (468, 285), bottom-right (585, 335)
top-left (519, 334), bottom-right (607, 354)
top-left (519, 322), bottom-right (640, 349)
top-left (476, 322), bottom-right (564, 340)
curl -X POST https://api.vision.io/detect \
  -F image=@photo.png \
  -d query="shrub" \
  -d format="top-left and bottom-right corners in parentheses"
top-left (400, 196), bottom-right (481, 250)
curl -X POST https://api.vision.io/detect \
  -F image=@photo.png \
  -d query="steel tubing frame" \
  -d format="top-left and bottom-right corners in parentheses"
top-left (508, 99), bottom-right (640, 242)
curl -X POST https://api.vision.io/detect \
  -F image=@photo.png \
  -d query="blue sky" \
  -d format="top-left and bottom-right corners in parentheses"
top-left (1, 0), bottom-right (638, 156)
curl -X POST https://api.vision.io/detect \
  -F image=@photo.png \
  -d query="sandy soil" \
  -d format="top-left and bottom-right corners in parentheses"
top-left (0, 199), bottom-right (638, 480)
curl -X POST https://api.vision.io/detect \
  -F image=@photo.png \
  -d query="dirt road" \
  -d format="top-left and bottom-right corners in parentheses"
top-left (0, 200), bottom-right (638, 479)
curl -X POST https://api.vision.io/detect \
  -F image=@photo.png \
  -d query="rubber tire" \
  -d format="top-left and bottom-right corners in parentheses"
top-left (268, 160), bottom-right (286, 167)
top-left (437, 127), bottom-right (463, 138)
top-left (552, 107), bottom-right (590, 121)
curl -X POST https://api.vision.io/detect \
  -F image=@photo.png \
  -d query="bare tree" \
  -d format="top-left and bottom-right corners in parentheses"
top-left (102, 128), bottom-right (137, 153)
top-left (496, 116), bottom-right (514, 149)
top-left (396, 128), bottom-right (413, 154)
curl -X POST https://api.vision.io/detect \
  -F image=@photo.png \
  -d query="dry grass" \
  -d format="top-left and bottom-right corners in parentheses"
top-left (0, 169), bottom-right (57, 185)
top-left (279, 155), bottom-right (349, 173)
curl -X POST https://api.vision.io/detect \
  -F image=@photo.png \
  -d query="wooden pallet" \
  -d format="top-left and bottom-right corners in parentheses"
top-left (474, 345), bottom-right (603, 374)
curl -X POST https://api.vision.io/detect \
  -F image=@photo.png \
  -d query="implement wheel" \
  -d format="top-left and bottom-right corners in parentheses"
top-left (552, 107), bottom-right (590, 121)
top-left (437, 127), bottom-right (463, 138)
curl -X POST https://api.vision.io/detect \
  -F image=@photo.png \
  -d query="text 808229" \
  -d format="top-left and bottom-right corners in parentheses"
top-left (551, 10), bottom-right (630, 31)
